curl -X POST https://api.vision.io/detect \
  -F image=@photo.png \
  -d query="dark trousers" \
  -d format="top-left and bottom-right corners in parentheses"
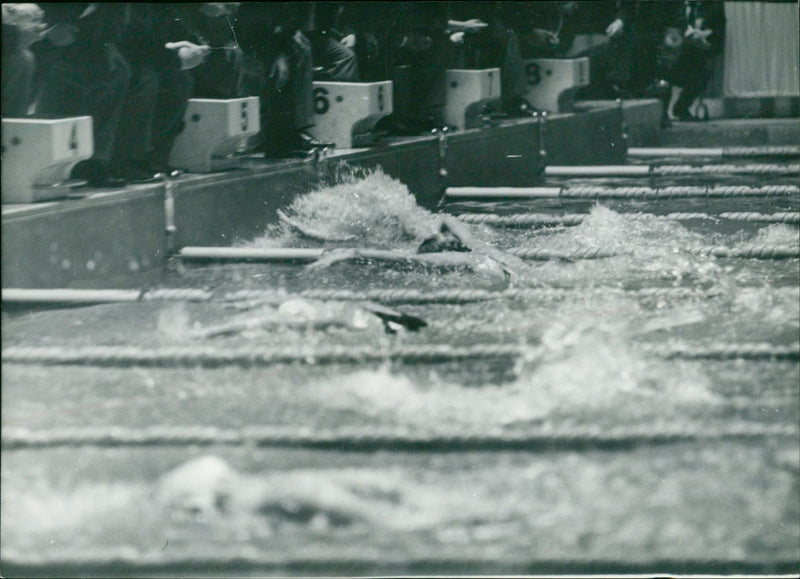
top-left (458, 25), bottom-right (527, 109)
top-left (670, 43), bottom-right (711, 116)
top-left (113, 65), bottom-right (194, 169)
top-left (309, 33), bottom-right (360, 82)
top-left (2, 47), bottom-right (36, 117)
top-left (36, 43), bottom-right (131, 161)
top-left (240, 32), bottom-right (315, 156)
top-left (388, 33), bottom-right (453, 124)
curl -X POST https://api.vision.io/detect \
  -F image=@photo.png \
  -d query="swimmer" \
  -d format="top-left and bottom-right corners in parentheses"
top-left (157, 455), bottom-right (451, 530)
top-left (191, 298), bottom-right (426, 339)
top-left (307, 215), bottom-right (533, 283)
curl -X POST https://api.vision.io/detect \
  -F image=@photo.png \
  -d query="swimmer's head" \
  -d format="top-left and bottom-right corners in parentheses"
top-left (417, 222), bottom-right (471, 254)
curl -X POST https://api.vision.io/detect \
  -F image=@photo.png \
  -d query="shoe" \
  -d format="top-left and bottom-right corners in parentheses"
top-left (70, 159), bottom-right (127, 189)
top-left (149, 162), bottom-right (183, 179)
top-left (297, 131), bottom-right (334, 151)
top-left (503, 98), bottom-right (540, 118)
top-left (674, 110), bottom-right (697, 122)
top-left (114, 159), bottom-right (164, 184)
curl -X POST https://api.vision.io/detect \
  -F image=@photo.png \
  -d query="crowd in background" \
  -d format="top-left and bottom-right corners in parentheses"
top-left (2, 1), bottom-right (725, 188)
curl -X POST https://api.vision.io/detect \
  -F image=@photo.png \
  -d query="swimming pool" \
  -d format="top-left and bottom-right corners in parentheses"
top-left (2, 159), bottom-right (798, 575)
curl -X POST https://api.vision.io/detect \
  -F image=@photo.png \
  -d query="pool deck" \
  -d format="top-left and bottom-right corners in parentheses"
top-left (2, 99), bottom-right (797, 290)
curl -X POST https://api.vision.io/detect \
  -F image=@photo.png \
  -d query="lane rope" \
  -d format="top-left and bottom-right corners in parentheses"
top-left (627, 146), bottom-right (800, 158)
top-left (507, 245), bottom-right (799, 260)
top-left (3, 342), bottom-right (798, 368)
top-left (0, 287), bottom-right (729, 307)
top-left (458, 212), bottom-right (800, 227)
top-left (445, 184), bottom-right (800, 200)
top-left (543, 164), bottom-right (799, 177)
top-left (3, 422), bottom-right (796, 450)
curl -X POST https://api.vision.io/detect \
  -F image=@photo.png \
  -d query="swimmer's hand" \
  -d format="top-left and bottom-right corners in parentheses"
top-left (166, 41), bottom-right (211, 70)
top-left (305, 248), bottom-right (361, 270)
top-left (605, 18), bottom-right (624, 38)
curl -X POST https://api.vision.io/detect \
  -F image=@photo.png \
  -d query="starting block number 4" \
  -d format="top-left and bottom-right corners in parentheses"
top-left (308, 81), bottom-right (393, 149)
top-left (2, 116), bottom-right (93, 203)
top-left (169, 97), bottom-right (260, 173)
top-left (524, 58), bottom-right (590, 113)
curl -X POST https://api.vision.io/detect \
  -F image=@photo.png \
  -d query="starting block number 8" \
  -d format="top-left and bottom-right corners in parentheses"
top-left (526, 62), bottom-right (541, 86)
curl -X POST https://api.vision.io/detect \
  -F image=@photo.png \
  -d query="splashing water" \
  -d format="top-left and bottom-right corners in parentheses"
top-left (251, 166), bottom-right (441, 249)
top-left (523, 205), bottom-right (727, 288)
top-left (748, 223), bottom-right (800, 247)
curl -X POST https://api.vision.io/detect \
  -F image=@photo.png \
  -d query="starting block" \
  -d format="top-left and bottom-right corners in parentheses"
top-left (308, 81), bottom-right (392, 148)
top-left (169, 97), bottom-right (260, 173)
top-left (523, 58), bottom-right (590, 113)
top-left (1, 116), bottom-right (93, 203)
top-left (444, 69), bottom-right (502, 130)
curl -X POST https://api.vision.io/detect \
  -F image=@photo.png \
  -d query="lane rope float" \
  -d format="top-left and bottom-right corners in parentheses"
top-left (3, 422), bottom-right (796, 451)
top-left (3, 342), bottom-right (798, 368)
top-left (627, 146), bottom-right (800, 158)
top-left (457, 212), bottom-right (800, 227)
top-left (0, 287), bottom-right (730, 307)
top-left (506, 244), bottom-right (799, 260)
top-left (444, 184), bottom-right (800, 200)
top-left (174, 243), bottom-right (799, 264)
top-left (543, 163), bottom-right (799, 177)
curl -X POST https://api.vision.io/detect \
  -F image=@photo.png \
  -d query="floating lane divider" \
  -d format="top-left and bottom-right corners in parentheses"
top-left (507, 245), bottom-right (799, 260)
top-left (458, 211), bottom-right (800, 227)
top-left (176, 244), bottom-right (799, 264)
top-left (627, 146), bottom-right (800, 158)
top-left (3, 342), bottom-right (798, 368)
top-left (543, 163), bottom-right (799, 177)
top-left (180, 246), bottom-right (324, 263)
top-left (1, 286), bottom-right (726, 307)
top-left (1, 287), bottom-right (213, 305)
top-left (3, 422), bottom-right (796, 451)
top-left (444, 184), bottom-right (800, 200)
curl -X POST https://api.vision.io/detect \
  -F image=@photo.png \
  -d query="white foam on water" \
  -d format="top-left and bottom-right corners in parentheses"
top-left (249, 167), bottom-right (441, 249)
top-left (747, 223), bottom-right (800, 247)
top-left (519, 205), bottom-right (727, 288)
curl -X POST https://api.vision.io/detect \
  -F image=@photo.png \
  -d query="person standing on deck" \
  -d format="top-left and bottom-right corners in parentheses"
top-left (667, 0), bottom-right (725, 122)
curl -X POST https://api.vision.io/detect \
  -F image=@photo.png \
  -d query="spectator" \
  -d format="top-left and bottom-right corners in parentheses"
top-left (512, 1), bottom-right (582, 59)
top-left (450, 2), bottom-right (538, 118)
top-left (298, 2), bottom-right (360, 82)
top-left (2, 3), bottom-right (46, 118)
top-left (668, 0), bottom-right (725, 121)
top-left (235, 3), bottom-right (332, 157)
top-left (175, 3), bottom-right (244, 100)
top-left (115, 3), bottom-right (207, 178)
top-left (335, 1), bottom-right (391, 83)
top-left (378, 1), bottom-right (454, 135)
top-left (35, 3), bottom-right (132, 187)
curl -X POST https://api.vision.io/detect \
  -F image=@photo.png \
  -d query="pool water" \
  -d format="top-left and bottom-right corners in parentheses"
top-left (2, 164), bottom-right (798, 574)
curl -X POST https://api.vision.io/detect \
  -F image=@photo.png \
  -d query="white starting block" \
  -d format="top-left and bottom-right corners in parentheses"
top-left (523, 58), bottom-right (590, 113)
top-left (444, 69), bottom-right (502, 130)
top-left (169, 97), bottom-right (260, 173)
top-left (308, 81), bottom-right (392, 148)
top-left (1, 116), bottom-right (93, 203)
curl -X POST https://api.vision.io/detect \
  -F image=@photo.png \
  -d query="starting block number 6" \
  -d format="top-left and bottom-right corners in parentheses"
top-left (526, 62), bottom-right (541, 86)
top-left (314, 87), bottom-right (330, 114)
